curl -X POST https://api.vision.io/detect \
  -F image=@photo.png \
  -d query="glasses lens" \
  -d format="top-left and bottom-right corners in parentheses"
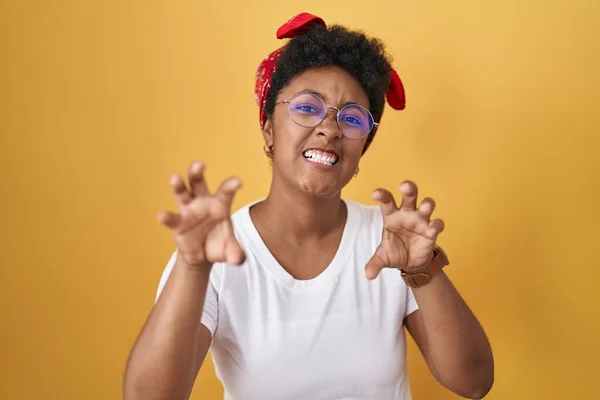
top-left (288, 93), bottom-right (326, 128)
top-left (338, 105), bottom-right (374, 139)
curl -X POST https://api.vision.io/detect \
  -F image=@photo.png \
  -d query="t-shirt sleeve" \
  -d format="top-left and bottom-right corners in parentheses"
top-left (155, 251), bottom-right (220, 335)
top-left (200, 272), bottom-right (219, 335)
top-left (405, 287), bottom-right (419, 317)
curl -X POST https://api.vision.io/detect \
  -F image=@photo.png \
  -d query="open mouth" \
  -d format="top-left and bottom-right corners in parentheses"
top-left (302, 150), bottom-right (339, 166)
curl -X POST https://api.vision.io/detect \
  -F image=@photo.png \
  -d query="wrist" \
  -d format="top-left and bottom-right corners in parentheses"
top-left (399, 245), bottom-right (449, 288)
top-left (175, 254), bottom-right (213, 273)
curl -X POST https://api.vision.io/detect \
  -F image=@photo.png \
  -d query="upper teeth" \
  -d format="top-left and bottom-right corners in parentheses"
top-left (303, 150), bottom-right (338, 165)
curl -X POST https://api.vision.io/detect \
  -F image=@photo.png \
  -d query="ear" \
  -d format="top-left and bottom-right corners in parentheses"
top-left (262, 118), bottom-right (274, 147)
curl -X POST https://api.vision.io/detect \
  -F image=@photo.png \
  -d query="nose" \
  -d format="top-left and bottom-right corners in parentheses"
top-left (316, 106), bottom-right (343, 139)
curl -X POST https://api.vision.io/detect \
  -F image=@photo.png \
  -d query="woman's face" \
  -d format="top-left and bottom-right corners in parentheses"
top-left (263, 66), bottom-right (371, 198)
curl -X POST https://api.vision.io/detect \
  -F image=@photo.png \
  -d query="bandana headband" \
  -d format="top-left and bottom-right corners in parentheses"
top-left (254, 12), bottom-right (406, 129)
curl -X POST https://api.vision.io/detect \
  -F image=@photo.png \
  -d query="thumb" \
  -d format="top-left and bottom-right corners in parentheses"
top-left (225, 236), bottom-right (246, 265)
top-left (223, 219), bottom-right (246, 265)
top-left (365, 247), bottom-right (389, 280)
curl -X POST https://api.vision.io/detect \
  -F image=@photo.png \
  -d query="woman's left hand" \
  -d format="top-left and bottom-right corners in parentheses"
top-left (365, 181), bottom-right (445, 280)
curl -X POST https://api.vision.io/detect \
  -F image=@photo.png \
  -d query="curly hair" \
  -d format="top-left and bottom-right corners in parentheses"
top-left (264, 24), bottom-right (393, 153)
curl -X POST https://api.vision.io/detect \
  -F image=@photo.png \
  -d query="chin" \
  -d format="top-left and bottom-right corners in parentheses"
top-left (296, 175), bottom-right (346, 197)
top-left (274, 160), bottom-right (352, 197)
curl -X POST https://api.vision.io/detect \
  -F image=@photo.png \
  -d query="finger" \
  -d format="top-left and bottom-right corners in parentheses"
top-left (372, 188), bottom-right (398, 216)
top-left (170, 174), bottom-right (192, 206)
top-left (214, 177), bottom-right (243, 209)
top-left (427, 218), bottom-right (445, 237)
top-left (365, 248), bottom-right (388, 280)
top-left (417, 197), bottom-right (436, 220)
top-left (156, 210), bottom-right (181, 229)
top-left (399, 181), bottom-right (418, 211)
top-left (188, 161), bottom-right (209, 198)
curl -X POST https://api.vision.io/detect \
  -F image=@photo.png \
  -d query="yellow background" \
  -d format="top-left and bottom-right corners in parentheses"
top-left (1, 0), bottom-right (599, 399)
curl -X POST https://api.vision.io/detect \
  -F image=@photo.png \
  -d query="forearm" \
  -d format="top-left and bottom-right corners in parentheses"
top-left (123, 258), bottom-right (212, 400)
top-left (412, 270), bottom-right (494, 398)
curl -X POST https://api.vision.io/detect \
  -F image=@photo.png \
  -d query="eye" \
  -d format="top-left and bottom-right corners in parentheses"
top-left (340, 115), bottom-right (364, 127)
top-left (294, 103), bottom-right (322, 114)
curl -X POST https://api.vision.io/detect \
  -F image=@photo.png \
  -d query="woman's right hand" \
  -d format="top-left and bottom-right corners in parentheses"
top-left (156, 161), bottom-right (246, 268)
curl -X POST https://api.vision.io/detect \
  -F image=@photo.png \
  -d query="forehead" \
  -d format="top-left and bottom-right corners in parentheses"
top-left (280, 66), bottom-right (370, 108)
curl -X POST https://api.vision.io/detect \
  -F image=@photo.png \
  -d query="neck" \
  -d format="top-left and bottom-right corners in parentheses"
top-left (253, 176), bottom-right (347, 243)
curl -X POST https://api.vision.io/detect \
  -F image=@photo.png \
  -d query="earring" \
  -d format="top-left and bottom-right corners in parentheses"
top-left (354, 167), bottom-right (359, 178)
top-left (263, 143), bottom-right (274, 157)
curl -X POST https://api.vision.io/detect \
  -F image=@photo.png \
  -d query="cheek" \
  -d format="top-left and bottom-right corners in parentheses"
top-left (343, 139), bottom-right (368, 163)
top-left (273, 117), bottom-right (311, 153)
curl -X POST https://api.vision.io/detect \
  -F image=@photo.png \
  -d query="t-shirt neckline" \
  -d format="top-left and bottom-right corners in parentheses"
top-left (239, 199), bottom-right (359, 291)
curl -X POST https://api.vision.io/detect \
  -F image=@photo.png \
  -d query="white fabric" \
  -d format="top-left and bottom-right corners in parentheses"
top-left (156, 199), bottom-right (419, 400)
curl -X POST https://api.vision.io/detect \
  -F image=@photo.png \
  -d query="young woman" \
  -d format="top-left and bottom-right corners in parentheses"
top-left (124, 13), bottom-right (494, 400)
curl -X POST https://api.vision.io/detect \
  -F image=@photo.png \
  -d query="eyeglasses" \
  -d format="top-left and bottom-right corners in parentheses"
top-left (276, 92), bottom-right (378, 139)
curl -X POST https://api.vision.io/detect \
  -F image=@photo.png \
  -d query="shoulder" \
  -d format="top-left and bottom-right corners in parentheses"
top-left (345, 198), bottom-right (381, 217)
top-left (344, 198), bottom-right (383, 228)
top-left (341, 199), bottom-right (384, 249)
top-left (230, 200), bottom-right (260, 229)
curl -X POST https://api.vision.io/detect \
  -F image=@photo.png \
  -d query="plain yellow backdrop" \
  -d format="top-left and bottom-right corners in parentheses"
top-left (1, 0), bottom-right (599, 399)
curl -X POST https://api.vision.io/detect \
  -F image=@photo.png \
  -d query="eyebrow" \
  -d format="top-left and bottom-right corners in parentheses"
top-left (295, 89), bottom-right (363, 108)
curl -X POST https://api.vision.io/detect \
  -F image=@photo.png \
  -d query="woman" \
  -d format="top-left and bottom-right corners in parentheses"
top-left (124, 13), bottom-right (494, 400)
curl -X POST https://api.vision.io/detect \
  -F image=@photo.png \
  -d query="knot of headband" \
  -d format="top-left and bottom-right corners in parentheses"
top-left (255, 12), bottom-right (406, 129)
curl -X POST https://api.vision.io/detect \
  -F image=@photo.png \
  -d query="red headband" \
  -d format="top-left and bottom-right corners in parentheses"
top-left (254, 12), bottom-right (406, 129)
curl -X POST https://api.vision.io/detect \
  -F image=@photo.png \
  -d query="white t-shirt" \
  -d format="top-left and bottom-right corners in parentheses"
top-left (156, 199), bottom-right (419, 400)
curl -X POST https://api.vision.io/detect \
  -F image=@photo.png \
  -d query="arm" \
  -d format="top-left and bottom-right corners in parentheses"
top-left (365, 181), bottom-right (494, 398)
top-left (123, 258), bottom-right (213, 400)
top-left (404, 270), bottom-right (494, 399)
top-left (123, 161), bottom-right (245, 400)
